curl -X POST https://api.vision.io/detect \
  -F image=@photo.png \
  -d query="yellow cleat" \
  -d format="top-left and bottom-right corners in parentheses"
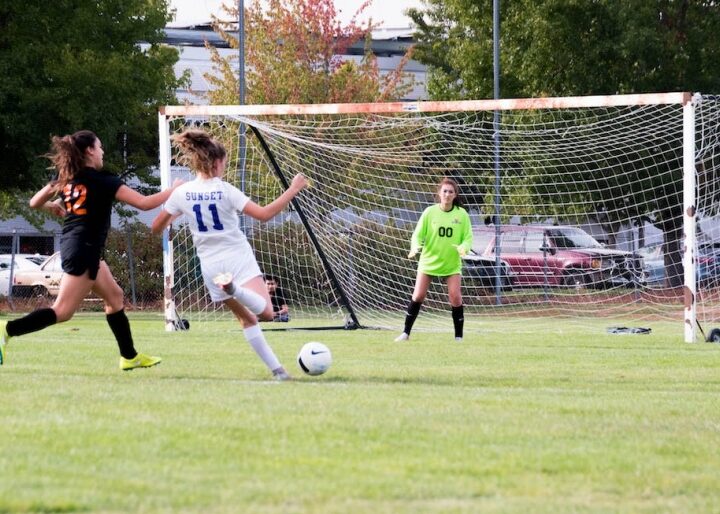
top-left (0, 320), bottom-right (9, 366)
top-left (120, 352), bottom-right (162, 371)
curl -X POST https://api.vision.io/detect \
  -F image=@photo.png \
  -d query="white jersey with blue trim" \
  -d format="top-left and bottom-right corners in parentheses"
top-left (164, 177), bottom-right (251, 264)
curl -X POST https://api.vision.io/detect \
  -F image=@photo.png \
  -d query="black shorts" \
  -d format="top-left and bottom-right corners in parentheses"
top-left (60, 240), bottom-right (103, 280)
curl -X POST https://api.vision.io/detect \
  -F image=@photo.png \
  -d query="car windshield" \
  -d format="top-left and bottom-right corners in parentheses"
top-left (547, 228), bottom-right (603, 249)
top-left (472, 230), bottom-right (495, 253)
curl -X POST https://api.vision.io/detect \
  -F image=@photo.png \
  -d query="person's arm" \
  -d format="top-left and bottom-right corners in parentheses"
top-left (29, 184), bottom-right (66, 217)
top-left (454, 210), bottom-right (474, 257)
top-left (151, 210), bottom-right (177, 235)
top-left (115, 178), bottom-right (184, 212)
top-left (408, 209), bottom-right (428, 258)
top-left (242, 174), bottom-right (307, 222)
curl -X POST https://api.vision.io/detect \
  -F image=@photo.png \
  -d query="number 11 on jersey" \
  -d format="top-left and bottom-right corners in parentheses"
top-left (192, 203), bottom-right (224, 232)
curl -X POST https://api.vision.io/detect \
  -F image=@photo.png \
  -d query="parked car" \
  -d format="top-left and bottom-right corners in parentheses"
top-left (462, 252), bottom-right (515, 291)
top-left (11, 252), bottom-right (64, 298)
top-left (638, 242), bottom-right (720, 287)
top-left (0, 254), bottom-right (44, 297)
top-left (472, 225), bottom-right (644, 288)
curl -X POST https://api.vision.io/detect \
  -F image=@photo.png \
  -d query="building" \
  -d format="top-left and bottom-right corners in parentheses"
top-left (164, 24), bottom-right (426, 103)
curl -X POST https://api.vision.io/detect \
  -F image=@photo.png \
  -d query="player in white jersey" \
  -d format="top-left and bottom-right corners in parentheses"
top-left (151, 129), bottom-right (307, 380)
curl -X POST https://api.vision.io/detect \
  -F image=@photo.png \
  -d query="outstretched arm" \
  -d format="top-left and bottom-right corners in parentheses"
top-left (115, 178), bottom-right (184, 211)
top-left (242, 174), bottom-right (308, 222)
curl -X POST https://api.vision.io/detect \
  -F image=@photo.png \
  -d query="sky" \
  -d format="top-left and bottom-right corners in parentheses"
top-left (168, 0), bottom-right (424, 28)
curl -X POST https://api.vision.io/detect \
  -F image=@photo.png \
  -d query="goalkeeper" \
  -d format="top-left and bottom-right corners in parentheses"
top-left (395, 177), bottom-right (473, 342)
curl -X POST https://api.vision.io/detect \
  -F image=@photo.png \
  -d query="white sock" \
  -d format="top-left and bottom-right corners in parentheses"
top-left (243, 324), bottom-right (281, 371)
top-left (231, 284), bottom-right (267, 315)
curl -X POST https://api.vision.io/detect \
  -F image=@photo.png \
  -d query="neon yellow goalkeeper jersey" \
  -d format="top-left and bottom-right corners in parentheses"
top-left (410, 204), bottom-right (473, 276)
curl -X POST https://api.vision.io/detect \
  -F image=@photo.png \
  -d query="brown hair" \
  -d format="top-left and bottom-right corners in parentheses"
top-left (436, 177), bottom-right (463, 208)
top-left (171, 129), bottom-right (227, 178)
top-left (45, 130), bottom-right (97, 190)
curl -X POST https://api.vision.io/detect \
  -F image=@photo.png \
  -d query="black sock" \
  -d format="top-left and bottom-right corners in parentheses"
top-left (452, 305), bottom-right (464, 339)
top-left (6, 308), bottom-right (57, 337)
top-left (106, 310), bottom-right (137, 359)
top-left (403, 300), bottom-right (422, 335)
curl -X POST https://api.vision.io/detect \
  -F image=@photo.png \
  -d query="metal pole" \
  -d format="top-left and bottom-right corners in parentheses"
top-left (492, 0), bottom-right (502, 305)
top-left (683, 95), bottom-right (697, 343)
top-left (238, 1), bottom-right (248, 233)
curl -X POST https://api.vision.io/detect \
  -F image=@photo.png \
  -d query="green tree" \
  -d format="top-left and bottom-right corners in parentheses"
top-left (0, 0), bottom-right (187, 220)
top-left (409, 0), bottom-right (720, 99)
top-left (408, 0), bottom-right (720, 286)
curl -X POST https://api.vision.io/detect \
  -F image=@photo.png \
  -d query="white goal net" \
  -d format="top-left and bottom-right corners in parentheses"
top-left (159, 93), bottom-right (720, 341)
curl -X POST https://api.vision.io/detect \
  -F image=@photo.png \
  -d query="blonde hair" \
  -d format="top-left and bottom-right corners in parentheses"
top-left (45, 130), bottom-right (97, 191)
top-left (171, 130), bottom-right (227, 177)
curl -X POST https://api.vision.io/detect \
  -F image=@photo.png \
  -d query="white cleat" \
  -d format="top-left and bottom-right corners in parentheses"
top-left (272, 367), bottom-right (293, 381)
top-left (212, 272), bottom-right (235, 294)
top-left (394, 333), bottom-right (409, 342)
top-left (455, 337), bottom-right (463, 342)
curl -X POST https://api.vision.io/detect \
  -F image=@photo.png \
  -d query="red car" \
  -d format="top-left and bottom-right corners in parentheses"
top-left (473, 225), bottom-right (644, 288)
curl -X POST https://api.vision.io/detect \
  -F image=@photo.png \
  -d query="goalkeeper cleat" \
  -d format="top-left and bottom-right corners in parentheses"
top-left (394, 332), bottom-right (409, 342)
top-left (213, 272), bottom-right (235, 294)
top-left (120, 353), bottom-right (162, 371)
top-left (0, 320), bottom-right (9, 366)
top-left (272, 367), bottom-right (292, 381)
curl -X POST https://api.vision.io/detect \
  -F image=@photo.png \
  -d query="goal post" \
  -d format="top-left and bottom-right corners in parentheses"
top-left (158, 92), bottom-right (720, 342)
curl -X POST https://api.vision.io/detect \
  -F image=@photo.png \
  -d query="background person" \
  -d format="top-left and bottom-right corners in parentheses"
top-left (264, 274), bottom-right (290, 322)
top-left (151, 129), bottom-right (307, 380)
top-left (395, 177), bottom-right (473, 342)
top-left (0, 130), bottom-right (182, 369)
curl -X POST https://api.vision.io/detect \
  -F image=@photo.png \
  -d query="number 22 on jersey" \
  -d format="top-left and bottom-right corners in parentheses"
top-left (192, 203), bottom-right (224, 232)
top-left (63, 184), bottom-right (88, 215)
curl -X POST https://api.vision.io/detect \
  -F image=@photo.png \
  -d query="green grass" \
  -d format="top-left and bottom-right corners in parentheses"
top-left (1, 313), bottom-right (720, 513)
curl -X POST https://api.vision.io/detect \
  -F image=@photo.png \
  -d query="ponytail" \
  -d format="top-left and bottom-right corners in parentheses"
top-left (171, 130), bottom-right (227, 177)
top-left (45, 130), bottom-right (97, 191)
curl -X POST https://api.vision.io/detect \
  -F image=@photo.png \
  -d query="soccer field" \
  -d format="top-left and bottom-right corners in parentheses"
top-left (2, 313), bottom-right (719, 513)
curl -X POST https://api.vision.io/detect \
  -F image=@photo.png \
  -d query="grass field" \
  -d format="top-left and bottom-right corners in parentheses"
top-left (1, 312), bottom-right (720, 513)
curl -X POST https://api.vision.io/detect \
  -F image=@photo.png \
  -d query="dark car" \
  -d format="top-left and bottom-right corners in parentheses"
top-left (462, 252), bottom-right (514, 291)
top-left (638, 242), bottom-right (720, 287)
top-left (473, 225), bottom-right (644, 288)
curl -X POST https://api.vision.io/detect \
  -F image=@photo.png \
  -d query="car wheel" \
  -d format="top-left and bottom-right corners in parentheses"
top-left (562, 270), bottom-right (586, 289)
top-left (32, 285), bottom-right (49, 298)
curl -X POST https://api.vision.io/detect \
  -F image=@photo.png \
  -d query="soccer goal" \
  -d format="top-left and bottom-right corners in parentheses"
top-left (159, 93), bottom-right (720, 342)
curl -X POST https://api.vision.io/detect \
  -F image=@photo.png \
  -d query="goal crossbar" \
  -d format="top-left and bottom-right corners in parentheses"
top-left (161, 92), bottom-right (691, 118)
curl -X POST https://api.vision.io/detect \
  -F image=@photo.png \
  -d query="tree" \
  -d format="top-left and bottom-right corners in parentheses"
top-left (408, 0), bottom-right (720, 286)
top-left (409, 0), bottom-right (720, 99)
top-left (206, 0), bottom-right (414, 105)
top-left (0, 0), bottom-right (187, 220)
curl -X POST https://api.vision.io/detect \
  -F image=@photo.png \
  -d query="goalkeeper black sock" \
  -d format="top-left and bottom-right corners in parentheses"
top-left (106, 309), bottom-right (137, 359)
top-left (6, 308), bottom-right (57, 337)
top-left (403, 300), bottom-right (422, 335)
top-left (452, 305), bottom-right (464, 339)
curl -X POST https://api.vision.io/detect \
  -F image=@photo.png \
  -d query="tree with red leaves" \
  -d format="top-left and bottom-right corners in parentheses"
top-left (206, 0), bottom-right (413, 105)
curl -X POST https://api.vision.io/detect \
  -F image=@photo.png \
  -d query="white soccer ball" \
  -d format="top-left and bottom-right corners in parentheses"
top-left (297, 342), bottom-right (332, 376)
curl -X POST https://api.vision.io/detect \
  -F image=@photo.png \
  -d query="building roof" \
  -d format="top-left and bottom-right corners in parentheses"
top-left (163, 25), bottom-right (415, 57)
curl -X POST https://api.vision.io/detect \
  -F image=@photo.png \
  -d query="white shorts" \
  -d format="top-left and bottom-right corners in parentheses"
top-left (201, 255), bottom-right (262, 302)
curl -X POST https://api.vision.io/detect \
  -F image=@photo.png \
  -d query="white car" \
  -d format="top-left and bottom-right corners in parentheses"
top-left (11, 252), bottom-right (64, 298)
top-left (0, 254), bottom-right (45, 297)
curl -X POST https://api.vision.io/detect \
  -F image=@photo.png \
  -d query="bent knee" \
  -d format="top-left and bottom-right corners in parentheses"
top-left (258, 308), bottom-right (274, 322)
top-left (53, 308), bottom-right (74, 323)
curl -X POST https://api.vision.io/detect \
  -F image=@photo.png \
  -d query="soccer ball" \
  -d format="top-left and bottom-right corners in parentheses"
top-left (297, 342), bottom-right (332, 376)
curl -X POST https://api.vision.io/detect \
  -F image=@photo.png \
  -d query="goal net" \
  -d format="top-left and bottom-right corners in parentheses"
top-left (159, 93), bottom-right (720, 341)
